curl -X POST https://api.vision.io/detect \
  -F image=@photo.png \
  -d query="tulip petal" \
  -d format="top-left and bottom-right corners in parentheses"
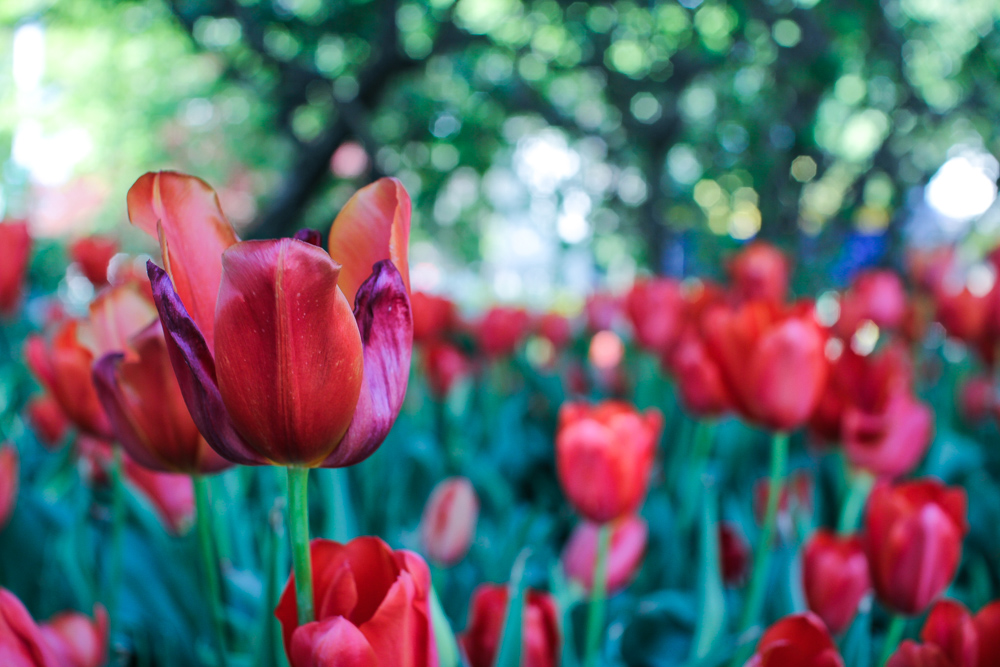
top-left (294, 229), bottom-right (322, 247)
top-left (147, 261), bottom-right (266, 466)
top-left (0, 589), bottom-right (63, 667)
top-left (290, 617), bottom-right (378, 667)
top-left (127, 171), bottom-right (238, 348)
top-left (321, 260), bottom-right (412, 468)
top-left (327, 178), bottom-right (411, 305)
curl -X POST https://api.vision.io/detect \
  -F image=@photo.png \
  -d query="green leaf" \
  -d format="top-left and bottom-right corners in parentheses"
top-left (492, 549), bottom-right (531, 667)
top-left (430, 584), bottom-right (461, 667)
top-left (691, 480), bottom-right (726, 660)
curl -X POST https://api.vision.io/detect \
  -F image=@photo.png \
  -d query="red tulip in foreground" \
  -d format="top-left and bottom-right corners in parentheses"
top-left (802, 530), bottom-right (871, 635)
top-left (562, 515), bottom-right (647, 594)
top-left (0, 220), bottom-right (32, 317)
top-left (25, 394), bottom-right (70, 449)
top-left (0, 444), bottom-right (18, 530)
top-left (459, 584), bottom-right (560, 667)
top-left (275, 537), bottom-right (438, 667)
top-left (69, 235), bottom-right (118, 286)
top-left (917, 598), bottom-right (1000, 667)
top-left (128, 171), bottom-right (412, 468)
top-left (886, 641), bottom-right (953, 667)
top-left (556, 401), bottom-right (662, 524)
top-left (421, 476), bottom-right (479, 566)
top-left (743, 612), bottom-right (843, 667)
top-left (0, 589), bottom-right (108, 667)
top-left (624, 277), bottom-right (685, 354)
top-left (728, 241), bottom-right (789, 305)
top-left (863, 479), bottom-right (968, 615)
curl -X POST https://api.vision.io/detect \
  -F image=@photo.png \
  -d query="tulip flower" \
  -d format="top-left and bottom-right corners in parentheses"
top-left (667, 327), bottom-right (733, 417)
top-left (69, 236), bottom-right (118, 286)
top-left (702, 300), bottom-right (828, 431)
top-left (421, 476), bottom-right (479, 566)
top-left (958, 375), bottom-right (994, 424)
top-left (0, 220), bottom-right (32, 317)
top-left (744, 612), bottom-right (843, 667)
top-left (624, 277), bottom-right (685, 354)
top-left (412, 291), bottom-right (457, 343)
top-left (422, 342), bottom-right (470, 399)
top-left (39, 605), bottom-right (109, 667)
top-left (122, 456), bottom-right (195, 535)
top-left (728, 241), bottom-right (789, 305)
top-left (562, 515), bottom-right (647, 594)
top-left (863, 479), bottom-right (968, 615)
top-left (886, 641), bottom-right (953, 667)
top-left (836, 270), bottom-right (908, 338)
top-left (920, 600), bottom-right (978, 667)
top-left (584, 291), bottom-right (622, 333)
top-left (802, 530), bottom-right (871, 635)
top-left (459, 584), bottom-right (560, 667)
top-left (0, 588), bottom-right (63, 666)
top-left (476, 307), bottom-right (531, 358)
top-left (719, 522), bottom-right (750, 586)
top-left (536, 312), bottom-right (573, 350)
top-left (0, 445), bottom-right (18, 530)
top-left (275, 537), bottom-right (438, 667)
top-left (25, 394), bottom-right (70, 449)
top-left (556, 401), bottom-right (662, 524)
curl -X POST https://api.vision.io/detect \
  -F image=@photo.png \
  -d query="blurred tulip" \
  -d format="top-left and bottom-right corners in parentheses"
top-left (668, 328), bottom-right (733, 417)
top-left (886, 641), bottom-right (953, 667)
top-left (421, 476), bottom-right (479, 566)
top-left (863, 479), bottom-right (968, 615)
top-left (920, 600), bottom-right (978, 667)
top-left (728, 241), bottom-right (789, 305)
top-left (753, 471), bottom-right (813, 527)
top-left (476, 307), bottom-right (531, 358)
top-left (744, 612), bottom-right (843, 667)
top-left (275, 537), bottom-right (437, 667)
top-left (130, 172), bottom-right (412, 468)
top-left (907, 246), bottom-right (954, 295)
top-left (25, 394), bottom-right (69, 449)
top-left (836, 270), bottom-right (908, 337)
top-left (412, 291), bottom-right (456, 343)
top-left (39, 605), bottom-right (108, 667)
top-left (0, 588), bottom-right (63, 666)
top-left (935, 286), bottom-right (990, 349)
top-left (958, 375), bottom-right (994, 424)
top-left (703, 300), bottom-right (828, 431)
top-left (556, 401), bottom-right (662, 523)
top-left (0, 220), bottom-right (32, 317)
top-left (422, 342), bottom-right (470, 399)
top-left (562, 515), bottom-right (647, 594)
top-left (719, 522), bottom-right (750, 586)
top-left (460, 584), bottom-right (559, 667)
top-left (69, 236), bottom-right (118, 286)
top-left (123, 457), bottom-right (195, 535)
top-left (0, 445), bottom-right (18, 530)
top-left (536, 312), bottom-right (573, 350)
top-left (584, 291), bottom-right (622, 333)
top-left (625, 277), bottom-right (685, 353)
top-left (93, 321), bottom-right (230, 474)
top-left (802, 530), bottom-right (871, 634)
top-left (974, 603), bottom-right (1000, 667)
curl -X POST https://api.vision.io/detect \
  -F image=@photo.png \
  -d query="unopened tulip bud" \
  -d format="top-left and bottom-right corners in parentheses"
top-left (421, 477), bottom-right (479, 566)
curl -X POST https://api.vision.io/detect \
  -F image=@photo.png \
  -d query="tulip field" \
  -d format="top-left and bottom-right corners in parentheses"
top-left (1, 171), bottom-right (1000, 667)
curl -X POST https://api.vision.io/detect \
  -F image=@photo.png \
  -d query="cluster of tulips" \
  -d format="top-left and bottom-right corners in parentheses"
top-left (0, 170), bottom-right (999, 667)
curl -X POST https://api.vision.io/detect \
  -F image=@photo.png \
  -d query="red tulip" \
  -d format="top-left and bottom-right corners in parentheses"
top-left (920, 600), bottom-right (978, 667)
top-left (744, 612), bottom-right (843, 667)
top-left (412, 291), bottom-right (456, 343)
top-left (886, 641), bottom-right (953, 667)
top-left (536, 313), bottom-right (573, 350)
top-left (421, 476), bottom-right (479, 566)
top-left (25, 394), bottom-right (69, 449)
top-left (562, 515), bottom-right (647, 594)
top-left (275, 537), bottom-right (438, 667)
top-left (836, 270), bottom-right (907, 337)
top-left (129, 172), bottom-right (412, 468)
top-left (0, 220), bottom-right (32, 317)
top-left (702, 300), bottom-right (828, 431)
top-left (39, 605), bottom-right (108, 667)
top-left (974, 602), bottom-right (1000, 667)
top-left (422, 342), bottom-right (470, 399)
top-left (69, 236), bottom-right (118, 286)
top-left (123, 457), bottom-right (195, 535)
top-left (556, 401), bottom-right (662, 523)
top-left (958, 375), bottom-right (994, 424)
top-left (93, 321), bottom-right (230, 474)
top-left (476, 307), bottom-right (531, 358)
top-left (624, 278), bottom-right (685, 353)
top-left (728, 241), bottom-right (789, 305)
top-left (934, 284), bottom-right (991, 357)
top-left (719, 522), bottom-right (750, 586)
top-left (668, 327), bottom-right (733, 417)
top-left (0, 445), bottom-right (18, 530)
top-left (584, 291), bottom-right (622, 333)
top-left (0, 588), bottom-right (62, 667)
top-left (459, 584), bottom-right (559, 667)
top-left (802, 530), bottom-right (871, 635)
top-left (863, 479), bottom-right (968, 615)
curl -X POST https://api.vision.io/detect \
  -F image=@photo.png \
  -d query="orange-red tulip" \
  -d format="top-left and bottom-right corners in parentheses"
top-left (69, 236), bottom-right (118, 287)
top-left (863, 479), bottom-right (968, 615)
top-left (25, 394), bottom-right (69, 449)
top-left (411, 291), bottom-right (457, 343)
top-left (130, 172), bottom-right (412, 468)
top-left (556, 401), bottom-right (662, 523)
top-left (886, 641), bottom-right (953, 667)
top-left (0, 220), bottom-right (32, 317)
top-left (476, 307), bottom-right (531, 358)
top-left (0, 445), bottom-right (18, 530)
top-left (728, 241), bottom-right (789, 305)
top-left (422, 342), bottom-right (470, 399)
top-left (562, 515), bottom-right (647, 594)
top-left (624, 277), bottom-right (685, 354)
top-left (744, 612), bottom-right (843, 667)
top-left (39, 605), bottom-right (108, 667)
top-left (460, 584), bottom-right (559, 667)
top-left (275, 537), bottom-right (437, 667)
top-left (421, 476), bottom-right (479, 566)
top-left (802, 530), bottom-right (871, 635)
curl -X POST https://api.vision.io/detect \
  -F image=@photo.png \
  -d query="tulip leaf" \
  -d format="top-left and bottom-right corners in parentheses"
top-left (492, 548), bottom-right (531, 667)
top-left (691, 479), bottom-right (726, 660)
top-left (430, 584), bottom-right (461, 667)
top-left (840, 597), bottom-right (872, 667)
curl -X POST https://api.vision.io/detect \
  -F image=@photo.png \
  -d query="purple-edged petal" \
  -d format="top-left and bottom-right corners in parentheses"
top-left (322, 260), bottom-right (412, 468)
top-left (92, 352), bottom-right (167, 472)
top-left (147, 261), bottom-right (266, 466)
top-left (294, 229), bottom-right (323, 247)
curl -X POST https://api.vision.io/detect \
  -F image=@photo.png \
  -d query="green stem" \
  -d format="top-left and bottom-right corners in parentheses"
top-left (106, 446), bottom-right (126, 638)
top-left (738, 431), bottom-right (789, 634)
top-left (878, 615), bottom-right (907, 667)
top-left (193, 476), bottom-right (230, 667)
top-left (286, 467), bottom-right (315, 625)
top-left (681, 420), bottom-right (717, 529)
top-left (838, 469), bottom-right (874, 534)
top-left (584, 524), bottom-right (612, 667)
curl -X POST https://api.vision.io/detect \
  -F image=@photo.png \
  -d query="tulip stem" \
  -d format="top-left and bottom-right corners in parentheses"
top-left (838, 469), bottom-right (874, 534)
top-left (878, 614), bottom-right (907, 667)
top-left (106, 446), bottom-right (126, 639)
top-left (583, 523), bottom-right (612, 667)
top-left (193, 475), bottom-right (230, 667)
top-left (286, 466), bottom-right (315, 626)
top-left (738, 430), bottom-right (789, 635)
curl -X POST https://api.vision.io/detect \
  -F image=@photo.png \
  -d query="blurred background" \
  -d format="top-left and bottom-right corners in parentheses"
top-left (1, 0), bottom-right (999, 308)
